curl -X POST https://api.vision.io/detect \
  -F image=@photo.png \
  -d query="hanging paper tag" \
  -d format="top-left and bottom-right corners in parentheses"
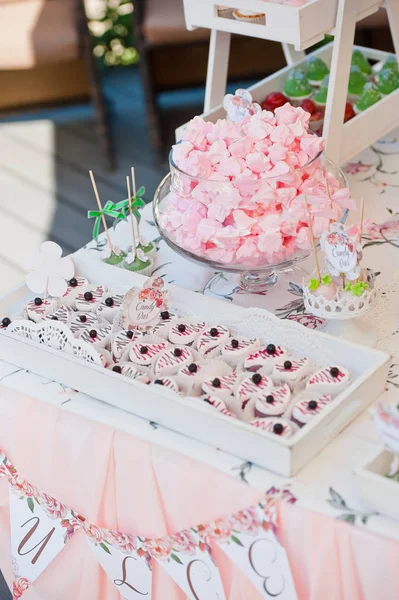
top-left (143, 529), bottom-right (226, 600)
top-left (86, 526), bottom-right (152, 599)
top-left (121, 277), bottom-right (166, 330)
top-left (9, 476), bottom-right (81, 588)
top-left (223, 89), bottom-right (261, 122)
top-left (205, 504), bottom-right (297, 600)
top-left (320, 223), bottom-right (359, 276)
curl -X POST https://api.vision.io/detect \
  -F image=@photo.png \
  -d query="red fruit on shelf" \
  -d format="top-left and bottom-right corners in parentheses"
top-left (344, 102), bottom-right (355, 122)
top-left (300, 98), bottom-right (316, 115)
top-left (261, 92), bottom-right (289, 112)
top-left (310, 110), bottom-right (324, 122)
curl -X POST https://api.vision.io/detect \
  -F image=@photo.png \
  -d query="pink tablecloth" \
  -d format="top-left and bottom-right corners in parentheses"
top-left (1, 387), bottom-right (399, 600)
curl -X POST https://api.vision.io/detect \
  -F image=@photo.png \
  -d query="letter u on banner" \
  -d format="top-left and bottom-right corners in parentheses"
top-left (9, 476), bottom-right (81, 589)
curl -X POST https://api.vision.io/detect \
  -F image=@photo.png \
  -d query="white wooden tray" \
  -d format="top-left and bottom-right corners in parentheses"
top-left (354, 449), bottom-right (399, 521)
top-left (0, 255), bottom-right (390, 477)
top-left (182, 0), bottom-right (382, 51)
top-left (175, 44), bottom-right (399, 165)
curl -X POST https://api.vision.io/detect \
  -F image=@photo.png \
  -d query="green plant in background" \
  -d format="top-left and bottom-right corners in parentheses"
top-left (88, 0), bottom-right (139, 67)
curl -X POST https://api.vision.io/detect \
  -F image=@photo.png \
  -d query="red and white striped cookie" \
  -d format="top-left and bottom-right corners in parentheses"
top-left (112, 329), bottom-right (142, 361)
top-left (110, 363), bottom-right (150, 383)
top-left (306, 366), bottom-right (350, 396)
top-left (221, 337), bottom-right (259, 359)
top-left (168, 321), bottom-right (206, 345)
top-left (201, 371), bottom-right (239, 398)
top-left (26, 298), bottom-right (58, 323)
top-left (154, 346), bottom-right (193, 375)
top-left (129, 341), bottom-right (169, 367)
top-left (254, 384), bottom-right (292, 417)
top-left (151, 377), bottom-right (180, 394)
top-left (75, 285), bottom-right (105, 312)
top-left (291, 393), bottom-right (332, 426)
top-left (250, 417), bottom-right (295, 438)
top-left (151, 311), bottom-right (176, 338)
top-left (197, 325), bottom-right (230, 357)
top-left (236, 372), bottom-right (274, 403)
top-left (63, 277), bottom-right (88, 308)
top-left (202, 396), bottom-right (237, 419)
top-left (244, 345), bottom-right (287, 373)
top-left (43, 305), bottom-right (71, 326)
top-left (272, 357), bottom-right (311, 388)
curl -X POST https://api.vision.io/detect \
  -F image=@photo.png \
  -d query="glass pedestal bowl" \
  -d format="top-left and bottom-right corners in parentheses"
top-left (153, 155), bottom-right (349, 293)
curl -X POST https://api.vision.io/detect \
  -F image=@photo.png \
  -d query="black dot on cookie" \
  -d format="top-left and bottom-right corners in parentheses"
top-left (330, 367), bottom-right (339, 378)
top-left (140, 346), bottom-right (148, 354)
top-left (51, 316), bottom-right (58, 320)
top-left (174, 348), bottom-right (183, 357)
top-left (284, 360), bottom-right (292, 370)
top-left (89, 329), bottom-right (97, 339)
top-left (252, 373), bottom-right (262, 385)
top-left (231, 339), bottom-right (239, 348)
top-left (188, 363), bottom-right (198, 373)
top-left (266, 343), bottom-right (276, 355)
top-left (34, 297), bottom-right (43, 306)
top-left (308, 400), bottom-right (318, 410)
top-left (69, 277), bottom-right (78, 287)
top-left (266, 395), bottom-right (274, 404)
top-left (273, 423), bottom-right (284, 435)
top-left (177, 324), bottom-right (186, 333)
top-left (105, 297), bottom-right (114, 307)
top-left (126, 330), bottom-right (134, 339)
top-left (112, 366), bottom-right (122, 374)
top-left (1, 317), bottom-right (11, 328)
top-left (79, 315), bottom-right (87, 323)
top-left (210, 328), bottom-right (218, 337)
top-left (212, 377), bottom-right (221, 388)
top-left (84, 291), bottom-right (93, 301)
top-left (160, 311), bottom-right (170, 320)
top-left (154, 379), bottom-right (164, 385)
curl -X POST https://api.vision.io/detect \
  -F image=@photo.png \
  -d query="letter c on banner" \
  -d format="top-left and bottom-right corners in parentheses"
top-left (187, 559), bottom-right (219, 600)
top-left (17, 517), bottom-right (56, 565)
top-left (249, 539), bottom-right (285, 597)
top-left (114, 556), bottom-right (148, 596)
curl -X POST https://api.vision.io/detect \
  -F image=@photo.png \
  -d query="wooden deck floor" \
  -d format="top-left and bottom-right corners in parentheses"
top-left (0, 67), bottom-right (203, 295)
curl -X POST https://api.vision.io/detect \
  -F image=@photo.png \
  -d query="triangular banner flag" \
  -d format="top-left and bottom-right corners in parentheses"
top-left (9, 475), bottom-right (81, 598)
top-left (202, 497), bottom-right (297, 600)
top-left (148, 529), bottom-right (226, 600)
top-left (85, 525), bottom-right (152, 599)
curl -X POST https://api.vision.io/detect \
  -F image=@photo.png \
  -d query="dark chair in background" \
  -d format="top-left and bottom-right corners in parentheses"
top-left (134, 0), bottom-right (393, 163)
top-left (0, 0), bottom-right (115, 169)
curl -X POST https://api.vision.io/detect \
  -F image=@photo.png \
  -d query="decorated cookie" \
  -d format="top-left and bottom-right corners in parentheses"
top-left (201, 372), bottom-right (239, 398)
top-left (151, 376), bottom-right (180, 394)
top-left (63, 277), bottom-right (88, 308)
top-left (244, 344), bottom-right (287, 373)
top-left (202, 396), bottom-right (237, 419)
top-left (221, 337), bottom-right (259, 360)
top-left (291, 393), bottom-right (333, 426)
top-left (272, 358), bottom-right (311, 388)
top-left (178, 362), bottom-right (204, 378)
top-left (112, 329), bottom-right (141, 361)
top-left (110, 363), bottom-right (150, 384)
top-left (168, 321), bottom-right (206, 345)
top-left (154, 346), bottom-right (193, 376)
top-left (26, 297), bottom-right (58, 323)
top-left (70, 312), bottom-right (98, 336)
top-left (250, 417), bottom-right (295, 438)
top-left (43, 305), bottom-right (71, 325)
top-left (129, 341), bottom-right (169, 367)
top-left (236, 372), bottom-right (274, 403)
top-left (75, 285), bottom-right (105, 312)
top-left (254, 384), bottom-right (292, 417)
top-left (306, 366), bottom-right (350, 396)
top-left (97, 294), bottom-right (124, 322)
top-left (80, 323), bottom-right (112, 349)
top-left (197, 325), bottom-right (230, 357)
top-left (151, 310), bottom-right (176, 338)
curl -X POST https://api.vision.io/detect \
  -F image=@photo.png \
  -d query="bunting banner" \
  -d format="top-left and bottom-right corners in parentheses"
top-left (0, 451), bottom-right (297, 600)
top-left (85, 525), bottom-right (152, 599)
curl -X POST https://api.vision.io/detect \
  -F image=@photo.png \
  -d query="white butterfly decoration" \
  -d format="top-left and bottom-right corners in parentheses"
top-left (25, 242), bottom-right (74, 297)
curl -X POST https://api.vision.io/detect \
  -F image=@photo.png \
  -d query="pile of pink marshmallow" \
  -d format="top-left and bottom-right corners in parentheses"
top-left (159, 103), bottom-right (355, 268)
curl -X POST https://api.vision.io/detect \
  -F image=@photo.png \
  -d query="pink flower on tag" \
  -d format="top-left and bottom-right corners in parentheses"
top-left (231, 507), bottom-right (260, 536)
top-left (169, 530), bottom-right (197, 555)
top-left (10, 476), bottom-right (38, 498)
top-left (108, 531), bottom-right (138, 554)
top-left (204, 518), bottom-right (233, 543)
top-left (13, 577), bottom-right (30, 599)
top-left (141, 538), bottom-right (173, 560)
top-left (85, 524), bottom-right (106, 544)
top-left (39, 492), bottom-right (69, 520)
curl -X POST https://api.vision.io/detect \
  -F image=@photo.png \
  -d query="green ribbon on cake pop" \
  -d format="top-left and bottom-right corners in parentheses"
top-left (87, 199), bottom-right (130, 241)
top-left (128, 186), bottom-right (145, 222)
